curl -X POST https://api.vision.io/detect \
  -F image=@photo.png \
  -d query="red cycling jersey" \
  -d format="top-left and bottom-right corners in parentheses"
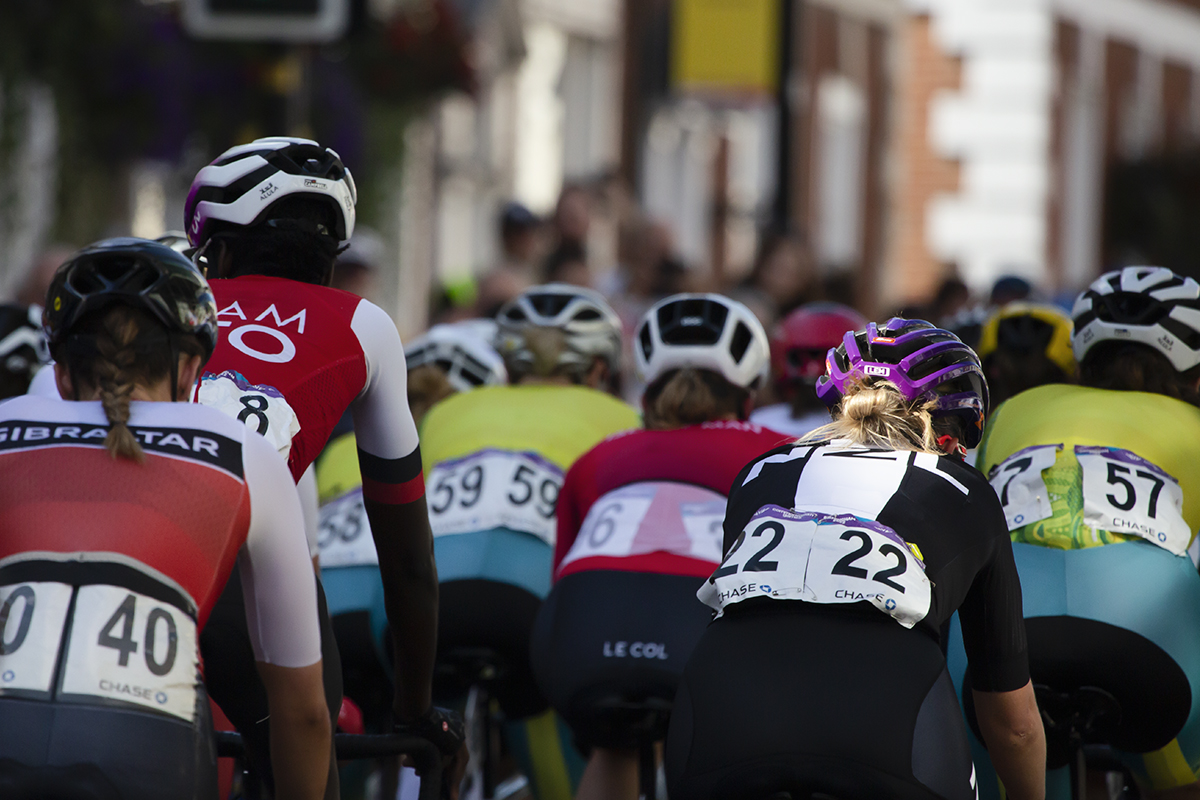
top-left (205, 275), bottom-right (423, 503)
top-left (554, 421), bottom-right (790, 581)
top-left (0, 396), bottom-right (320, 665)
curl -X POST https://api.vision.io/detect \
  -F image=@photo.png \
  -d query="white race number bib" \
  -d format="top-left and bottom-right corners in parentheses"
top-left (0, 582), bottom-right (74, 695)
top-left (1076, 445), bottom-right (1191, 555)
top-left (698, 505), bottom-right (932, 628)
top-left (558, 482), bottom-right (725, 573)
top-left (427, 450), bottom-right (563, 545)
top-left (987, 445), bottom-right (1061, 531)
top-left (198, 370), bottom-right (301, 459)
top-left (318, 488), bottom-right (378, 568)
top-left (60, 585), bottom-right (199, 722)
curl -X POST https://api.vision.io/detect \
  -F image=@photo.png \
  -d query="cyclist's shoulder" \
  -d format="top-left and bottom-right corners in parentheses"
top-left (211, 274), bottom-right (363, 314)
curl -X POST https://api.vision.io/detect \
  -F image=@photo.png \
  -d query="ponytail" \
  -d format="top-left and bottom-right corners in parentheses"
top-left (55, 305), bottom-right (204, 462)
top-left (92, 311), bottom-right (145, 461)
top-left (643, 368), bottom-right (749, 430)
top-left (802, 380), bottom-right (947, 453)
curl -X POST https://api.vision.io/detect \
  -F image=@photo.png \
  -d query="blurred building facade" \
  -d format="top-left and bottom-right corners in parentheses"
top-left (623, 0), bottom-right (1200, 315)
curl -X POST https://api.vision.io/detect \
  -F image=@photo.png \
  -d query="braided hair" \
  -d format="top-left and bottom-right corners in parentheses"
top-left (55, 306), bottom-right (204, 461)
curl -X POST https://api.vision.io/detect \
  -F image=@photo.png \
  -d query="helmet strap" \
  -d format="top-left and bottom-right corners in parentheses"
top-left (168, 333), bottom-right (181, 403)
top-left (936, 434), bottom-right (967, 459)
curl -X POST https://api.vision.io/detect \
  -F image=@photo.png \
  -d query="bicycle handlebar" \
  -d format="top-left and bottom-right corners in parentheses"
top-left (214, 731), bottom-right (443, 800)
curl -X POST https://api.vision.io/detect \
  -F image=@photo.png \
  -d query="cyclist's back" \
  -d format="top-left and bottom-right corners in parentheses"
top-left (0, 240), bottom-right (326, 800)
top-left (421, 382), bottom-right (639, 592)
top-left (420, 285), bottom-right (638, 800)
top-left (665, 319), bottom-right (1045, 800)
top-left (973, 267), bottom-right (1200, 797)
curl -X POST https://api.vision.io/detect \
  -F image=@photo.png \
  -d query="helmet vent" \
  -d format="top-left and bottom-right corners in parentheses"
top-left (658, 299), bottom-right (726, 345)
top-left (573, 308), bottom-right (602, 322)
top-left (639, 324), bottom-right (653, 362)
top-left (730, 321), bottom-right (753, 363)
top-left (531, 294), bottom-right (572, 318)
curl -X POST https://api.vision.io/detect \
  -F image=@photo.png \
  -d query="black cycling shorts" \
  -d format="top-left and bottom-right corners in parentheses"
top-left (665, 600), bottom-right (976, 800)
top-left (199, 563), bottom-right (342, 800)
top-left (530, 569), bottom-right (713, 750)
top-left (435, 578), bottom-right (547, 720)
top-left (0, 689), bottom-right (217, 800)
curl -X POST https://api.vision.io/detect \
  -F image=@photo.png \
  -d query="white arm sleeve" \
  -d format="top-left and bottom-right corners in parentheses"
top-left (298, 463), bottom-right (320, 559)
top-left (239, 431), bottom-right (323, 667)
top-left (350, 300), bottom-right (420, 460)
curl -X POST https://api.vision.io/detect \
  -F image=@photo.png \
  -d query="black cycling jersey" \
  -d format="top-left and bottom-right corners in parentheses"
top-left (666, 439), bottom-right (1031, 800)
top-left (722, 438), bottom-right (1029, 692)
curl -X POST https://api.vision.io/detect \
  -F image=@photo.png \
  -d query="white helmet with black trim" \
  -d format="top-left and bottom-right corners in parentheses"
top-left (635, 293), bottom-right (769, 390)
top-left (494, 283), bottom-right (621, 381)
top-left (1072, 266), bottom-right (1200, 372)
top-left (185, 136), bottom-right (357, 249)
top-left (405, 321), bottom-right (507, 392)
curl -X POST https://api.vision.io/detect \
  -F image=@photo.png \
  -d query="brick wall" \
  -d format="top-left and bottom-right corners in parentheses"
top-left (885, 14), bottom-right (961, 307)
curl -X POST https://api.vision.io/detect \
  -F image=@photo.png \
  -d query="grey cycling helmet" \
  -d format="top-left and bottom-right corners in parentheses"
top-left (1072, 266), bottom-right (1200, 372)
top-left (495, 283), bottom-right (621, 382)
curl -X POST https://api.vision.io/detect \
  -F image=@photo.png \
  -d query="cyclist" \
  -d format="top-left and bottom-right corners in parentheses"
top-left (0, 303), bottom-right (50, 399)
top-left (973, 266), bottom-right (1200, 799)
top-left (976, 302), bottom-right (1076, 410)
top-left (665, 318), bottom-right (1046, 800)
top-left (418, 284), bottom-right (641, 799)
top-left (0, 239), bottom-right (329, 800)
top-left (315, 321), bottom-right (506, 733)
top-left (185, 136), bottom-right (453, 796)
top-left (531, 293), bottom-right (788, 800)
top-left (750, 302), bottom-right (866, 438)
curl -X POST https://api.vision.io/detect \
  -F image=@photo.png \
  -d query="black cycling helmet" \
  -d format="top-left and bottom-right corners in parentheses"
top-left (816, 318), bottom-right (989, 448)
top-left (0, 303), bottom-right (50, 398)
top-left (45, 238), bottom-right (219, 362)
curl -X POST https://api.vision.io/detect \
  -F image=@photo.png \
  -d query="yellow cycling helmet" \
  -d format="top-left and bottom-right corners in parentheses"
top-left (977, 302), bottom-right (1075, 377)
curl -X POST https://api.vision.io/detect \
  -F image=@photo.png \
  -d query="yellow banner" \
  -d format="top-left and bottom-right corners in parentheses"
top-left (672, 0), bottom-right (780, 97)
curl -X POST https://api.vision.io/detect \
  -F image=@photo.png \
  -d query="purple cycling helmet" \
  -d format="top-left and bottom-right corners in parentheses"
top-left (815, 318), bottom-right (989, 448)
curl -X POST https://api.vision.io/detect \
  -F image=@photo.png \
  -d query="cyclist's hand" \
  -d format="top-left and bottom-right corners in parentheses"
top-left (394, 706), bottom-right (467, 798)
top-left (442, 741), bottom-right (469, 800)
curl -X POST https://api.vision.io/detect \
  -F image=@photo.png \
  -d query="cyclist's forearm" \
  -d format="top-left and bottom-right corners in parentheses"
top-left (973, 683), bottom-right (1046, 800)
top-left (257, 661), bottom-right (332, 800)
top-left (365, 497), bottom-right (438, 721)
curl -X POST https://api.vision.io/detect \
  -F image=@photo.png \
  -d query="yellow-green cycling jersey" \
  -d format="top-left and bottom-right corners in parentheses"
top-left (419, 384), bottom-right (641, 477)
top-left (978, 383), bottom-right (1200, 552)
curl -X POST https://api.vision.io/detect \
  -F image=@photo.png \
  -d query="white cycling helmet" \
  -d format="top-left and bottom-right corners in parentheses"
top-left (404, 321), bottom-right (507, 392)
top-left (635, 293), bottom-right (769, 390)
top-left (495, 283), bottom-right (622, 381)
top-left (1072, 266), bottom-right (1200, 372)
top-left (185, 136), bottom-right (357, 249)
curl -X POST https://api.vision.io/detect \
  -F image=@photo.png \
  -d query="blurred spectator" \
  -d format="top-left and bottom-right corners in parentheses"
top-left (990, 274), bottom-right (1034, 306)
top-left (497, 201), bottom-right (543, 281)
top-left (940, 305), bottom-right (989, 352)
top-left (553, 184), bottom-right (591, 254)
top-left (333, 227), bottom-right (386, 299)
top-left (473, 269), bottom-right (529, 319)
top-left (929, 275), bottom-right (970, 322)
top-left (543, 241), bottom-right (591, 287)
top-left (734, 231), bottom-right (819, 329)
top-left (16, 245), bottom-right (76, 307)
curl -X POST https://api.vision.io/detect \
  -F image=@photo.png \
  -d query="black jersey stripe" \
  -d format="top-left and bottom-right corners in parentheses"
top-left (357, 445), bottom-right (423, 485)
